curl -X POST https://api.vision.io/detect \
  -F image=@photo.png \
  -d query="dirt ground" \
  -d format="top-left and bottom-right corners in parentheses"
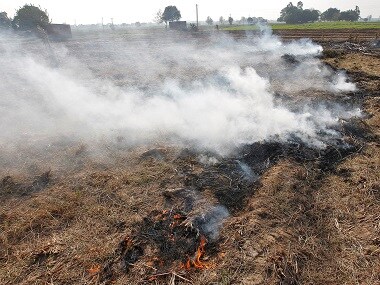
top-left (274, 28), bottom-right (379, 42)
top-left (1, 35), bottom-right (380, 285)
top-left (227, 28), bottom-right (379, 43)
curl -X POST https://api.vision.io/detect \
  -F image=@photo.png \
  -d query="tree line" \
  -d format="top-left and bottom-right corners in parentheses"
top-left (205, 16), bottom-right (267, 26)
top-left (1, 2), bottom-right (367, 32)
top-left (155, 2), bottom-right (363, 27)
top-left (278, 1), bottom-right (361, 24)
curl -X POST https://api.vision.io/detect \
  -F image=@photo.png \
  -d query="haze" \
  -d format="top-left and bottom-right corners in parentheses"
top-left (3, 0), bottom-right (380, 25)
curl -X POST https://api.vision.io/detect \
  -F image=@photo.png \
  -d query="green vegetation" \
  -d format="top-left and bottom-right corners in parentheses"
top-left (278, 2), bottom-right (319, 24)
top-left (160, 6), bottom-right (181, 27)
top-left (12, 4), bottom-right (50, 31)
top-left (223, 21), bottom-right (380, 31)
top-left (278, 2), bottom-right (360, 24)
top-left (0, 12), bottom-right (11, 29)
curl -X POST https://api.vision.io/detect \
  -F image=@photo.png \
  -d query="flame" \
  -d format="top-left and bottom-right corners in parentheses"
top-left (193, 236), bottom-right (208, 269)
top-left (88, 264), bottom-right (101, 275)
top-left (180, 236), bottom-right (209, 270)
top-left (124, 237), bottom-right (133, 247)
top-left (173, 214), bottom-right (182, 219)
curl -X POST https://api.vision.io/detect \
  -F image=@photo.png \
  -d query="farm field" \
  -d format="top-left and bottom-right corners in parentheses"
top-left (221, 22), bottom-right (380, 42)
top-left (0, 28), bottom-right (379, 284)
top-left (223, 21), bottom-right (380, 30)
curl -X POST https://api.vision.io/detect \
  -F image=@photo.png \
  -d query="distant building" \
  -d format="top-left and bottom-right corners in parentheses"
top-left (169, 21), bottom-right (187, 30)
top-left (46, 24), bottom-right (72, 41)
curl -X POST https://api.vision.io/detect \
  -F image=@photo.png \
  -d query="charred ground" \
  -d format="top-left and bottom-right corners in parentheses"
top-left (0, 35), bottom-right (380, 285)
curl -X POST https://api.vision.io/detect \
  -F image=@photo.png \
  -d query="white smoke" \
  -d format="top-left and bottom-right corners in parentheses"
top-left (0, 27), bottom-right (359, 160)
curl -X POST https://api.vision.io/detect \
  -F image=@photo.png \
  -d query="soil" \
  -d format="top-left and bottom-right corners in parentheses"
top-left (227, 29), bottom-right (380, 43)
top-left (0, 32), bottom-right (379, 285)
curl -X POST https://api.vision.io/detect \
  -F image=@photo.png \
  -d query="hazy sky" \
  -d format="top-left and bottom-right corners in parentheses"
top-left (2, 0), bottom-right (380, 25)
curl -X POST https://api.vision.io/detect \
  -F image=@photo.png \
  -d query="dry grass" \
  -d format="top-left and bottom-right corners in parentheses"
top-left (1, 47), bottom-right (380, 285)
top-left (0, 151), bottom-right (181, 284)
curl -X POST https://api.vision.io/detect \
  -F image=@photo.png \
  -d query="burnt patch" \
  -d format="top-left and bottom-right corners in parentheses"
top-left (241, 142), bottom-right (284, 171)
top-left (103, 208), bottom-right (214, 282)
top-left (322, 49), bottom-right (345, 59)
top-left (181, 160), bottom-right (259, 213)
top-left (281, 54), bottom-right (300, 65)
top-left (172, 133), bottom-right (365, 214)
top-left (32, 251), bottom-right (59, 265)
top-left (137, 209), bottom-right (200, 268)
top-left (0, 171), bottom-right (51, 197)
top-left (118, 239), bottom-right (144, 273)
top-left (342, 118), bottom-right (376, 141)
top-left (27, 171), bottom-right (51, 193)
top-left (1, 176), bottom-right (20, 193)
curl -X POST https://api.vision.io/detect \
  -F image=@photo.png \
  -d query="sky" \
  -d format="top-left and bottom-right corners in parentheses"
top-left (2, 0), bottom-right (380, 25)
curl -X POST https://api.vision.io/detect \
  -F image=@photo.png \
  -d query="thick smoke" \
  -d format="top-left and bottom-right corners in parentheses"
top-left (0, 28), bottom-right (359, 160)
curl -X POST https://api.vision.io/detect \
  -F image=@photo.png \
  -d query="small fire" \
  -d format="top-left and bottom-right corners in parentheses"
top-left (88, 264), bottom-right (101, 275)
top-left (180, 236), bottom-right (209, 270)
top-left (173, 214), bottom-right (182, 219)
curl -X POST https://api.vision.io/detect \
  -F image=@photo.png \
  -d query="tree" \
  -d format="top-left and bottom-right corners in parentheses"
top-left (321, 8), bottom-right (340, 21)
top-left (355, 6), bottom-right (360, 16)
top-left (257, 17), bottom-right (268, 23)
top-left (0, 12), bottom-right (11, 29)
top-left (277, 2), bottom-right (319, 24)
top-left (228, 16), bottom-right (233, 25)
top-left (154, 9), bottom-right (163, 24)
top-left (206, 16), bottom-right (213, 25)
top-left (240, 16), bottom-right (246, 24)
top-left (302, 9), bottom-right (319, 23)
top-left (278, 2), bottom-right (298, 22)
top-left (219, 16), bottom-right (225, 25)
top-left (339, 9), bottom-right (360, 21)
top-left (246, 17), bottom-right (253, 25)
top-left (161, 6), bottom-right (181, 27)
top-left (12, 4), bottom-right (50, 31)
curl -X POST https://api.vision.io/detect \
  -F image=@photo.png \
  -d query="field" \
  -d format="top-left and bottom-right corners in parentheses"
top-left (223, 21), bottom-right (380, 30)
top-left (0, 27), bottom-right (380, 285)
top-left (221, 21), bottom-right (380, 42)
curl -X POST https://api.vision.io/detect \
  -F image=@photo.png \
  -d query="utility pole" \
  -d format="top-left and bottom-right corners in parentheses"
top-left (196, 4), bottom-right (199, 27)
top-left (110, 18), bottom-right (115, 30)
top-left (102, 17), bottom-right (104, 30)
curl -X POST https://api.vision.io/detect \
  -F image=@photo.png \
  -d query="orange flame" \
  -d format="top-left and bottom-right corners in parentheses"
top-left (173, 214), bottom-right (182, 219)
top-left (180, 236), bottom-right (209, 270)
top-left (88, 264), bottom-right (101, 275)
top-left (193, 235), bottom-right (208, 269)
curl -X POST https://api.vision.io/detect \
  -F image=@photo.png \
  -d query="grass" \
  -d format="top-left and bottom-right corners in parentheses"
top-left (223, 21), bottom-right (380, 30)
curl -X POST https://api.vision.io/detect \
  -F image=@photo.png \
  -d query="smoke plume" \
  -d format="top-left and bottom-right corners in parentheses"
top-left (0, 27), bottom-right (359, 162)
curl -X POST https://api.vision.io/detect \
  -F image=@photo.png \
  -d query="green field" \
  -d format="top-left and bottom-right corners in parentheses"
top-left (223, 21), bottom-right (380, 30)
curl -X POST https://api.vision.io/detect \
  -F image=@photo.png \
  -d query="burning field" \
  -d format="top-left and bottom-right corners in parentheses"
top-left (0, 27), bottom-right (379, 284)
